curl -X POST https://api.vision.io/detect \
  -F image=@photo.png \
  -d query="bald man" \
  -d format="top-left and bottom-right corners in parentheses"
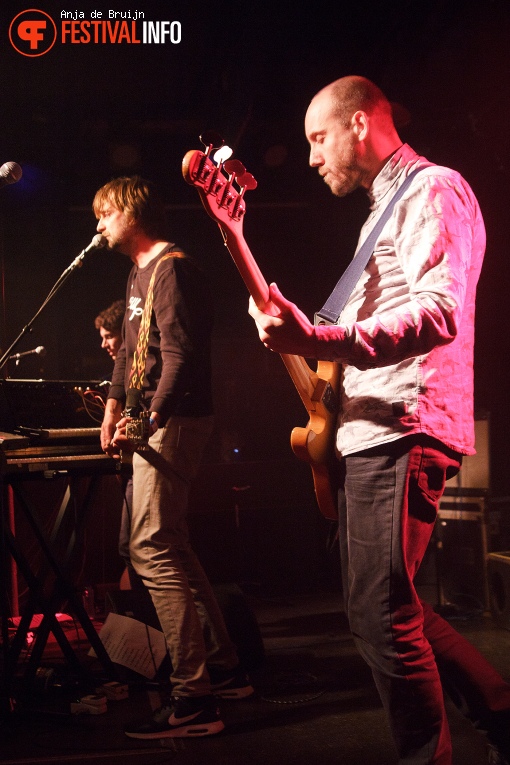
top-left (249, 76), bottom-right (510, 765)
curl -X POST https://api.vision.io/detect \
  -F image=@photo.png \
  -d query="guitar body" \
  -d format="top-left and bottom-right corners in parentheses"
top-left (289, 360), bottom-right (338, 461)
top-left (289, 359), bottom-right (340, 520)
top-left (182, 146), bottom-right (340, 520)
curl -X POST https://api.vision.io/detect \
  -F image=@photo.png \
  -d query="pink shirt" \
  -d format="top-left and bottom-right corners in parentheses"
top-left (314, 144), bottom-right (486, 456)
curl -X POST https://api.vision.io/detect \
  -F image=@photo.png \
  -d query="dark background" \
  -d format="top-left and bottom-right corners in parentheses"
top-left (0, 0), bottom-right (509, 497)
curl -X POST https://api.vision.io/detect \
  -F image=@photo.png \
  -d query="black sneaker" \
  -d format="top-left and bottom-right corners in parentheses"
top-left (124, 695), bottom-right (224, 739)
top-left (209, 667), bottom-right (254, 699)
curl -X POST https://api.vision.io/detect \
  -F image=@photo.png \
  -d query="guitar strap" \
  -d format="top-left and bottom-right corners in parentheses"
top-left (124, 250), bottom-right (184, 415)
top-left (314, 167), bottom-right (426, 326)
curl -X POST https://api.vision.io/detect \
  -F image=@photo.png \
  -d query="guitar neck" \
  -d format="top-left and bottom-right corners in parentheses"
top-left (220, 222), bottom-right (270, 309)
top-left (184, 145), bottom-right (339, 520)
top-left (220, 221), bottom-right (318, 406)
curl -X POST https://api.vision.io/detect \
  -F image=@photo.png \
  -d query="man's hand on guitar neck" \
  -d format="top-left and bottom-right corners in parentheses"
top-left (249, 283), bottom-right (317, 357)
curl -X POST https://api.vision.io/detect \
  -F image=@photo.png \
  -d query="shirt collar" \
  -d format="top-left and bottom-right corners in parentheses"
top-left (368, 144), bottom-right (419, 208)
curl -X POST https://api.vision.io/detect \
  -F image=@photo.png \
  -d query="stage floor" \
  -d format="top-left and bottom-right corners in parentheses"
top-left (1, 588), bottom-right (509, 765)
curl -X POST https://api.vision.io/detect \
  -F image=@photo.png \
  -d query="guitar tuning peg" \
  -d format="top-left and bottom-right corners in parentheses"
top-left (199, 130), bottom-right (224, 156)
top-left (238, 172), bottom-right (257, 191)
top-left (213, 145), bottom-right (233, 165)
top-left (224, 159), bottom-right (246, 177)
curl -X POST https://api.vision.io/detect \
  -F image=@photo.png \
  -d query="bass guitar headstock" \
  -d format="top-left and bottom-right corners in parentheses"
top-left (182, 131), bottom-right (257, 235)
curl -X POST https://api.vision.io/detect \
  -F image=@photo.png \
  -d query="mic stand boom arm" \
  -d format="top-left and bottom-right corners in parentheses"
top-left (0, 236), bottom-right (105, 372)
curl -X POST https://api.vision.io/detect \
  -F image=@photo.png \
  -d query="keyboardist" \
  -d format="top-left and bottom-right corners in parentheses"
top-left (94, 300), bottom-right (125, 363)
top-left (94, 299), bottom-right (143, 594)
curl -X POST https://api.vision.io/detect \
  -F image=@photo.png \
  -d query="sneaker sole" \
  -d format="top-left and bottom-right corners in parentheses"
top-left (125, 719), bottom-right (225, 739)
top-left (213, 685), bottom-right (254, 699)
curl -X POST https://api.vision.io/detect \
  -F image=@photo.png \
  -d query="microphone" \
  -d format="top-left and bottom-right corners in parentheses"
top-left (81, 233), bottom-right (107, 256)
top-left (67, 234), bottom-right (107, 271)
top-left (8, 345), bottom-right (46, 361)
top-left (0, 162), bottom-right (23, 188)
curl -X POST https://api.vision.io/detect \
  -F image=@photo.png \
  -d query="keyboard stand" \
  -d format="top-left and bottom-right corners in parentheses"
top-left (0, 468), bottom-right (118, 711)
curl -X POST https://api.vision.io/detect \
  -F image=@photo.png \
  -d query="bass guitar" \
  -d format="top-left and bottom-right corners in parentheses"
top-left (182, 133), bottom-right (340, 520)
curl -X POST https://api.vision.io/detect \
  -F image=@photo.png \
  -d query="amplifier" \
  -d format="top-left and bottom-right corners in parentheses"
top-left (0, 379), bottom-right (106, 431)
top-left (446, 415), bottom-right (490, 492)
top-left (487, 552), bottom-right (510, 630)
top-left (435, 496), bottom-right (490, 612)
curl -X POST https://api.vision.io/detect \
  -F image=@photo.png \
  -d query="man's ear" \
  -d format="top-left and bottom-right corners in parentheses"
top-left (351, 110), bottom-right (369, 141)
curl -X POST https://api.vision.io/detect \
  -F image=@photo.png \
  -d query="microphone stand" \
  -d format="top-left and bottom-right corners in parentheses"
top-left (0, 240), bottom-right (101, 721)
top-left (0, 244), bottom-right (99, 373)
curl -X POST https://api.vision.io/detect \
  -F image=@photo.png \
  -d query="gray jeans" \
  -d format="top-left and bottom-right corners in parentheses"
top-left (129, 415), bottom-right (238, 696)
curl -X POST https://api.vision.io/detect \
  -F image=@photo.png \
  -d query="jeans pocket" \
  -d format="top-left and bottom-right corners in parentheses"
top-left (410, 448), bottom-right (449, 523)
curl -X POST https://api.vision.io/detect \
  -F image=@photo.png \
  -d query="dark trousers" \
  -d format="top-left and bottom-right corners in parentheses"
top-left (338, 435), bottom-right (510, 764)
